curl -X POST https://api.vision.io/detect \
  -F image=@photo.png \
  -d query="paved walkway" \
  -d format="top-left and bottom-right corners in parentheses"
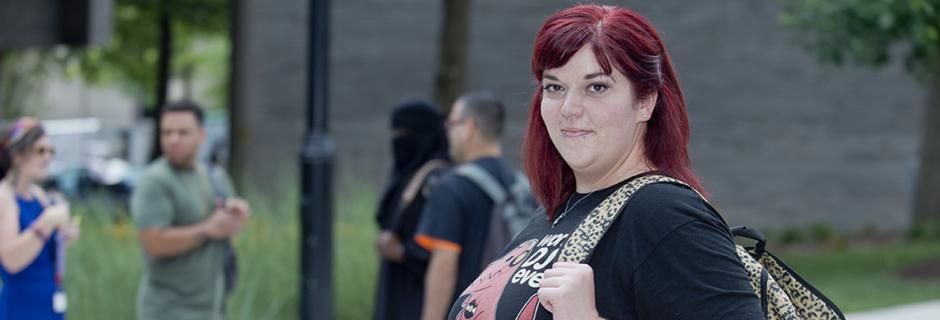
top-left (847, 300), bottom-right (940, 320)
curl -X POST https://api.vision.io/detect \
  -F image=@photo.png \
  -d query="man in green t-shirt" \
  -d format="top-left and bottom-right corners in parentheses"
top-left (131, 101), bottom-right (250, 320)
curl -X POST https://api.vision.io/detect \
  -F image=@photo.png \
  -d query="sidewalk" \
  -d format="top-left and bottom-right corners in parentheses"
top-left (847, 300), bottom-right (940, 320)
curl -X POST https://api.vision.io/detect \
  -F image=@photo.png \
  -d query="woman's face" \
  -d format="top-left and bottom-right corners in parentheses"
top-left (540, 45), bottom-right (655, 179)
top-left (13, 135), bottom-right (54, 182)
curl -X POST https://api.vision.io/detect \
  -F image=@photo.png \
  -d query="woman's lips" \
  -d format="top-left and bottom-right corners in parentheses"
top-left (561, 128), bottom-right (593, 138)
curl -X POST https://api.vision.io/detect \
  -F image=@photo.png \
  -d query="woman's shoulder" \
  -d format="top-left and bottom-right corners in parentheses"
top-left (0, 182), bottom-right (19, 214)
top-left (599, 182), bottom-right (734, 270)
top-left (619, 181), bottom-right (727, 235)
top-left (0, 182), bottom-right (14, 203)
top-left (30, 185), bottom-right (50, 204)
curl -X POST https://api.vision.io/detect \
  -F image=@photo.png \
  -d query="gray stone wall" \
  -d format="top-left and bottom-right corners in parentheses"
top-left (230, 0), bottom-right (310, 195)
top-left (326, 0), bottom-right (924, 230)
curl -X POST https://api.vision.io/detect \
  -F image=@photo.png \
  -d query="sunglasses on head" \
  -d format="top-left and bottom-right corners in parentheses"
top-left (4, 117), bottom-right (40, 148)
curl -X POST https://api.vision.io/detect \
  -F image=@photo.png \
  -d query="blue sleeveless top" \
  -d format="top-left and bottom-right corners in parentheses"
top-left (0, 195), bottom-right (63, 320)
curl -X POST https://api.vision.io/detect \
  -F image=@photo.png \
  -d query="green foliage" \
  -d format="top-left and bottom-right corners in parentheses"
top-left (0, 49), bottom-right (68, 119)
top-left (908, 221), bottom-right (940, 241)
top-left (808, 222), bottom-right (837, 242)
top-left (858, 223), bottom-right (880, 238)
top-left (779, 226), bottom-right (807, 245)
top-left (780, 0), bottom-right (940, 80)
top-left (63, 0), bottom-right (229, 106)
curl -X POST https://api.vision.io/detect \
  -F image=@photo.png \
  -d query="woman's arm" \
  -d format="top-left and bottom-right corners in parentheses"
top-left (0, 190), bottom-right (65, 274)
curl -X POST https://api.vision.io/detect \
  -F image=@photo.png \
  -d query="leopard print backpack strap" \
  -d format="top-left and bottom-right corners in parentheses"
top-left (557, 174), bottom-right (682, 263)
top-left (736, 246), bottom-right (803, 320)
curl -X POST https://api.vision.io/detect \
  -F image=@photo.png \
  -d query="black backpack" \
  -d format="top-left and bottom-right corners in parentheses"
top-left (455, 163), bottom-right (537, 270)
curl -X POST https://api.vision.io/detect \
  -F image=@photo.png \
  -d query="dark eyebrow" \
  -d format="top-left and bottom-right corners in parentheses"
top-left (543, 72), bottom-right (614, 81)
top-left (585, 72), bottom-right (612, 80)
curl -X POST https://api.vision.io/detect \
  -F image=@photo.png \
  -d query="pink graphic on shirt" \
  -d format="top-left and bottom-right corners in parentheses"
top-left (514, 294), bottom-right (540, 320)
top-left (453, 239), bottom-right (538, 320)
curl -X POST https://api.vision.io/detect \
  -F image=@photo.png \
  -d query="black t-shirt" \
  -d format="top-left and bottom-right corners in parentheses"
top-left (447, 173), bottom-right (764, 320)
top-left (416, 157), bottom-right (519, 304)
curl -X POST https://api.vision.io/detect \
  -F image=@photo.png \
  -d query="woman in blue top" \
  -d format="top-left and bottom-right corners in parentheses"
top-left (0, 117), bottom-right (79, 320)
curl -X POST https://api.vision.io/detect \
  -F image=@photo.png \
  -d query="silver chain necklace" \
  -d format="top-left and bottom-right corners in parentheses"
top-left (553, 191), bottom-right (595, 227)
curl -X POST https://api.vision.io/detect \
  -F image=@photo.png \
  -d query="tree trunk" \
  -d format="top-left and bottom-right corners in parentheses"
top-left (227, 0), bottom-right (241, 185)
top-left (0, 49), bottom-right (6, 119)
top-left (913, 67), bottom-right (940, 225)
top-left (151, 1), bottom-right (172, 160)
top-left (433, 0), bottom-right (471, 113)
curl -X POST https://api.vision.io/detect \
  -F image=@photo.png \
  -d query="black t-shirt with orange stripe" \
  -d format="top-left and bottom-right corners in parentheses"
top-left (444, 172), bottom-right (764, 320)
top-left (416, 156), bottom-right (519, 305)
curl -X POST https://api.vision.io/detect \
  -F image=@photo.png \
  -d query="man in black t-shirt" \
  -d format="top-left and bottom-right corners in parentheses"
top-left (416, 92), bottom-right (519, 320)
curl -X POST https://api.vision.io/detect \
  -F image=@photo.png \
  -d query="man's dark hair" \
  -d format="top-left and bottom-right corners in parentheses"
top-left (459, 91), bottom-right (505, 142)
top-left (161, 100), bottom-right (205, 126)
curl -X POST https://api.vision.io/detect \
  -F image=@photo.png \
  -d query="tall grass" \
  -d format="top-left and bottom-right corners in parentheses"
top-left (334, 184), bottom-right (379, 320)
top-left (64, 205), bottom-right (141, 319)
top-left (59, 182), bottom-right (380, 320)
top-left (64, 199), bottom-right (300, 319)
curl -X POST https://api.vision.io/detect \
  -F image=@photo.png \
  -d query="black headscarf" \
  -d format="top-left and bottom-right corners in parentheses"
top-left (376, 100), bottom-right (449, 229)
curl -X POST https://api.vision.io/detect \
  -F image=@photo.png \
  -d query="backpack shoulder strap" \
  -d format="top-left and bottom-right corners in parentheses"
top-left (455, 163), bottom-right (508, 203)
top-left (204, 163), bottom-right (231, 200)
top-left (507, 171), bottom-right (530, 197)
top-left (558, 174), bottom-right (684, 263)
top-left (398, 158), bottom-right (448, 207)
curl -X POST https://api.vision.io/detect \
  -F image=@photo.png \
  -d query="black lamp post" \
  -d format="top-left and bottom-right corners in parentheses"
top-left (300, 0), bottom-right (333, 319)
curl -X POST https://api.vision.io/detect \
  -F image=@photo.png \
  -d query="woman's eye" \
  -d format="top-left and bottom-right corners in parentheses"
top-left (588, 83), bottom-right (608, 93)
top-left (543, 84), bottom-right (563, 93)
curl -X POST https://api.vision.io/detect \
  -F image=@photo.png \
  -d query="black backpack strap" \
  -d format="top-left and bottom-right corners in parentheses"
top-left (558, 174), bottom-right (682, 263)
top-left (204, 164), bottom-right (231, 201)
top-left (203, 163), bottom-right (239, 297)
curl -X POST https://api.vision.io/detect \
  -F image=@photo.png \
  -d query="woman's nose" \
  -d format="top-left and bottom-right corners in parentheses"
top-left (560, 93), bottom-right (585, 118)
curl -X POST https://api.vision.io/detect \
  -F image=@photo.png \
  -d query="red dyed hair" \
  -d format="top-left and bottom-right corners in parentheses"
top-left (522, 4), bottom-right (705, 219)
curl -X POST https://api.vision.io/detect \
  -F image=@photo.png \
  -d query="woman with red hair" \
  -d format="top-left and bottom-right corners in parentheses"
top-left (444, 5), bottom-right (762, 320)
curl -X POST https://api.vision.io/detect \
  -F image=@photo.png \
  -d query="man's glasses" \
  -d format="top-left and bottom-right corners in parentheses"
top-left (444, 118), bottom-right (469, 129)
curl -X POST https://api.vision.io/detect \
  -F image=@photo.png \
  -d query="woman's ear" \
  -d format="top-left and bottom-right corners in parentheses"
top-left (636, 93), bottom-right (658, 123)
top-left (9, 152), bottom-right (23, 168)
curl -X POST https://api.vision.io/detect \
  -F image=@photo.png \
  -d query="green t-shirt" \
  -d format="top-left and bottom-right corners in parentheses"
top-left (131, 157), bottom-right (235, 320)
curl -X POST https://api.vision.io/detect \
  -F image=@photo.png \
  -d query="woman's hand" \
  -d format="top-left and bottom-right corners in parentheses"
top-left (375, 230), bottom-right (405, 263)
top-left (59, 221), bottom-right (80, 246)
top-left (39, 204), bottom-right (71, 230)
top-left (537, 262), bottom-right (603, 320)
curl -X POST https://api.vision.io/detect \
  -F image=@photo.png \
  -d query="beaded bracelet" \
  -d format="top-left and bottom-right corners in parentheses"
top-left (30, 226), bottom-right (49, 241)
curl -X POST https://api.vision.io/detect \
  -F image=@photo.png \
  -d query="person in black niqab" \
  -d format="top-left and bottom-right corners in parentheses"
top-left (373, 100), bottom-right (450, 320)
